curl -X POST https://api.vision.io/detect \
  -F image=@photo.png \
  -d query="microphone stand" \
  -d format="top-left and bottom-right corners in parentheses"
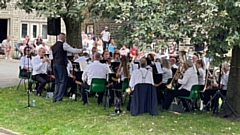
top-left (25, 54), bottom-right (32, 108)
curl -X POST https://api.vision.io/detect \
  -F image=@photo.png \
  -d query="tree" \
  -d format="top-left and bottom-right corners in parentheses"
top-left (93, 0), bottom-right (240, 115)
top-left (16, 0), bottom-right (88, 47)
top-left (90, 0), bottom-right (182, 51)
top-left (0, 0), bottom-right (9, 9)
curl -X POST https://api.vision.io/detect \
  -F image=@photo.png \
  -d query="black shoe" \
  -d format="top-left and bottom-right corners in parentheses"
top-left (36, 92), bottom-right (41, 97)
top-left (83, 102), bottom-right (89, 105)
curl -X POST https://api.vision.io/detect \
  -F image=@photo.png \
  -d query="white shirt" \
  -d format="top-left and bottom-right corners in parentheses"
top-left (2, 40), bottom-right (11, 46)
top-left (59, 40), bottom-right (83, 54)
top-left (198, 68), bottom-right (205, 85)
top-left (82, 61), bottom-right (108, 85)
top-left (129, 68), bottom-right (154, 90)
top-left (102, 31), bottom-right (110, 42)
top-left (67, 60), bottom-right (73, 77)
top-left (20, 56), bottom-right (32, 69)
top-left (129, 63), bottom-right (139, 75)
top-left (118, 67), bottom-right (127, 81)
top-left (87, 39), bottom-right (95, 52)
top-left (172, 64), bottom-right (178, 69)
top-left (221, 71), bottom-right (229, 90)
top-left (32, 55), bottom-right (50, 75)
top-left (162, 67), bottom-right (172, 84)
top-left (120, 48), bottom-right (129, 56)
top-left (178, 67), bottom-right (198, 91)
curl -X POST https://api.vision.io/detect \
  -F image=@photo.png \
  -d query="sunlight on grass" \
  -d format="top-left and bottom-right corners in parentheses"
top-left (0, 86), bottom-right (239, 135)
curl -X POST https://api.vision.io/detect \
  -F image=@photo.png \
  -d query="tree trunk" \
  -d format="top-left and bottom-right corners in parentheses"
top-left (62, 17), bottom-right (82, 48)
top-left (227, 45), bottom-right (240, 115)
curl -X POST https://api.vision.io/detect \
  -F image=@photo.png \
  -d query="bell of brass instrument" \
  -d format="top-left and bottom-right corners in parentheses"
top-left (167, 63), bottom-right (183, 90)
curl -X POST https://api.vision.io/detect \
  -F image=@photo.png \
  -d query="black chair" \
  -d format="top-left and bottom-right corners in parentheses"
top-left (130, 83), bottom-right (158, 116)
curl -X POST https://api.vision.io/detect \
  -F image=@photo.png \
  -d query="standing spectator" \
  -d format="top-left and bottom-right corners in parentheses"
top-left (168, 43), bottom-right (177, 58)
top-left (82, 34), bottom-right (88, 49)
top-left (86, 35), bottom-right (95, 54)
top-left (51, 33), bottom-right (84, 102)
top-left (108, 39), bottom-right (117, 56)
top-left (1, 36), bottom-right (12, 59)
top-left (33, 35), bottom-right (43, 48)
top-left (96, 36), bottom-right (103, 53)
top-left (101, 26), bottom-right (110, 51)
top-left (87, 28), bottom-right (96, 41)
top-left (130, 44), bottom-right (138, 58)
top-left (120, 44), bottom-right (129, 56)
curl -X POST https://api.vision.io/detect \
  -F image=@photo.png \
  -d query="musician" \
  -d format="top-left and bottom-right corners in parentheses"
top-left (146, 58), bottom-right (153, 72)
top-left (52, 33), bottom-right (84, 102)
top-left (102, 50), bottom-right (111, 64)
top-left (111, 49), bottom-right (120, 62)
top-left (196, 59), bottom-right (205, 90)
top-left (155, 58), bottom-right (172, 104)
top-left (20, 46), bottom-right (33, 91)
top-left (192, 55), bottom-right (198, 64)
top-left (202, 63), bottom-right (229, 110)
top-left (129, 58), bottom-right (154, 90)
top-left (147, 53), bottom-right (155, 65)
top-left (109, 56), bottom-right (129, 106)
top-left (32, 47), bottom-right (55, 96)
top-left (169, 58), bottom-right (178, 75)
top-left (81, 52), bottom-right (108, 105)
top-left (162, 60), bottom-right (198, 111)
top-left (66, 59), bottom-right (77, 98)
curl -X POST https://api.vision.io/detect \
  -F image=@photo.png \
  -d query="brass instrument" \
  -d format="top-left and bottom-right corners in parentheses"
top-left (167, 63), bottom-right (184, 90)
top-left (202, 65), bottom-right (212, 92)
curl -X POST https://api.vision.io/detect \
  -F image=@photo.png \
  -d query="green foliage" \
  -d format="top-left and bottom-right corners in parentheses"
top-left (16, 0), bottom-right (88, 21)
top-left (0, 0), bottom-right (10, 9)
top-left (90, 0), bottom-right (240, 65)
top-left (1, 86), bottom-right (240, 135)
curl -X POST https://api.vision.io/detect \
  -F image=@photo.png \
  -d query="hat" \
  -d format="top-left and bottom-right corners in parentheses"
top-left (105, 26), bottom-right (108, 29)
top-left (185, 60), bottom-right (193, 67)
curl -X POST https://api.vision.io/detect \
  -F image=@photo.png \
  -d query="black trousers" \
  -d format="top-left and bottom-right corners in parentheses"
top-left (155, 83), bottom-right (167, 105)
top-left (66, 77), bottom-right (77, 96)
top-left (81, 83), bottom-right (104, 104)
top-left (33, 74), bottom-right (54, 94)
top-left (109, 81), bottom-right (123, 105)
top-left (163, 89), bottom-right (190, 110)
top-left (203, 88), bottom-right (227, 106)
top-left (20, 70), bottom-right (32, 90)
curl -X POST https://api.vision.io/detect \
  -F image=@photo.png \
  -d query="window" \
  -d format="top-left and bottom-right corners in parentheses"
top-left (42, 25), bottom-right (47, 39)
top-left (21, 23), bottom-right (28, 38)
top-left (31, 24), bottom-right (38, 39)
top-left (21, 22), bottom-right (48, 40)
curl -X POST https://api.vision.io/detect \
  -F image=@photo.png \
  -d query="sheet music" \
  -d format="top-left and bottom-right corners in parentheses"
top-left (155, 62), bottom-right (163, 74)
top-left (74, 56), bottom-right (89, 62)
top-left (107, 64), bottom-right (114, 73)
top-left (79, 61), bottom-right (87, 71)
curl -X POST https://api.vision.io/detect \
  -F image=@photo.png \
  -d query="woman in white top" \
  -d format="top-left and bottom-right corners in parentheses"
top-left (155, 58), bottom-right (172, 104)
top-left (86, 35), bottom-right (95, 53)
top-left (109, 56), bottom-right (129, 106)
top-left (96, 36), bottom-right (103, 53)
top-left (196, 59), bottom-right (205, 90)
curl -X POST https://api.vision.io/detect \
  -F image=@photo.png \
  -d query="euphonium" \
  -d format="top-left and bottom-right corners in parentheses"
top-left (166, 63), bottom-right (183, 90)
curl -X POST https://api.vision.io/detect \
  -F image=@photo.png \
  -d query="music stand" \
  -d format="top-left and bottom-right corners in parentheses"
top-left (25, 49), bottom-right (32, 108)
top-left (111, 62), bottom-right (120, 73)
top-left (201, 65), bottom-right (239, 118)
top-left (100, 60), bottom-right (107, 64)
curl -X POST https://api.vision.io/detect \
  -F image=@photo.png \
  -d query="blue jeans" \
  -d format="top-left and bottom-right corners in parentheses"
top-left (53, 64), bottom-right (68, 102)
top-left (103, 41), bottom-right (108, 51)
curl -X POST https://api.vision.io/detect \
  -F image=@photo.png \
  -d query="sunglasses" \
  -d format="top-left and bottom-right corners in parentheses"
top-left (26, 50), bottom-right (30, 51)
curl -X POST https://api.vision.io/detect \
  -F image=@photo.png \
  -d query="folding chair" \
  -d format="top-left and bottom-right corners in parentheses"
top-left (178, 85), bottom-right (200, 112)
top-left (16, 66), bottom-right (28, 91)
top-left (85, 78), bottom-right (106, 107)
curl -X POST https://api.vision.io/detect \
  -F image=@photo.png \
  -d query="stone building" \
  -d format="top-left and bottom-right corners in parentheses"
top-left (0, 0), bottom-right (65, 53)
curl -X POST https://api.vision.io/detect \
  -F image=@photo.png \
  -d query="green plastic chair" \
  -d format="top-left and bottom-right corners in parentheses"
top-left (16, 66), bottom-right (28, 91)
top-left (178, 84), bottom-right (200, 112)
top-left (85, 78), bottom-right (106, 104)
top-left (112, 78), bottom-right (129, 104)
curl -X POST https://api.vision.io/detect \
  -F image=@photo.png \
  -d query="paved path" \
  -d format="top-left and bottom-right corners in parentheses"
top-left (0, 58), bottom-right (19, 88)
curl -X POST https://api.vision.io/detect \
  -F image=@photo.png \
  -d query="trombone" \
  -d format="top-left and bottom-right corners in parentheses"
top-left (166, 63), bottom-right (184, 90)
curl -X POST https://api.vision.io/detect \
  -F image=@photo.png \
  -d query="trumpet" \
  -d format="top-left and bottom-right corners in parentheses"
top-left (43, 56), bottom-right (51, 64)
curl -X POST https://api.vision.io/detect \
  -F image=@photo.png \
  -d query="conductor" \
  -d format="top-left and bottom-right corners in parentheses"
top-left (52, 33), bottom-right (84, 102)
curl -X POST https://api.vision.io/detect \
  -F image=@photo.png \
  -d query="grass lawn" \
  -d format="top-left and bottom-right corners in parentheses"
top-left (0, 86), bottom-right (240, 135)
